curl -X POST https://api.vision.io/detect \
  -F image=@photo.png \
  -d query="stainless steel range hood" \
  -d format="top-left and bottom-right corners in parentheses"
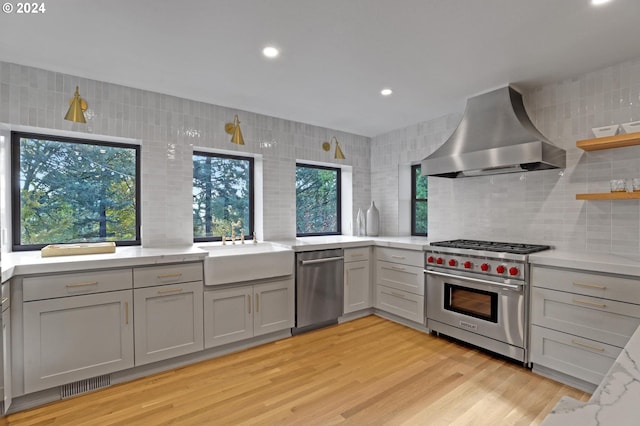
top-left (421, 86), bottom-right (566, 178)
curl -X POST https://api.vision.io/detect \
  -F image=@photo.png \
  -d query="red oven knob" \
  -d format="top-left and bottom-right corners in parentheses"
top-left (496, 265), bottom-right (506, 274)
top-left (427, 256), bottom-right (435, 263)
top-left (448, 259), bottom-right (457, 267)
top-left (480, 263), bottom-right (490, 272)
top-left (509, 267), bottom-right (519, 276)
top-left (436, 257), bottom-right (444, 265)
top-left (463, 261), bottom-right (472, 269)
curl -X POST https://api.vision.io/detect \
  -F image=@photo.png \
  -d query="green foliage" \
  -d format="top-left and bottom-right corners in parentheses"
top-left (414, 166), bottom-right (428, 235)
top-left (296, 166), bottom-right (339, 235)
top-left (18, 137), bottom-right (138, 245)
top-left (193, 154), bottom-right (251, 239)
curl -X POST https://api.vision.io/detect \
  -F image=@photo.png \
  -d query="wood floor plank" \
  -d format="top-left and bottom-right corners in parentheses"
top-left (6, 316), bottom-right (590, 425)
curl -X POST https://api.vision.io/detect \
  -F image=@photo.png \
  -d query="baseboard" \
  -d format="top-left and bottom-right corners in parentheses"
top-left (339, 308), bottom-right (374, 323)
top-left (531, 363), bottom-right (597, 394)
top-left (373, 309), bottom-right (429, 333)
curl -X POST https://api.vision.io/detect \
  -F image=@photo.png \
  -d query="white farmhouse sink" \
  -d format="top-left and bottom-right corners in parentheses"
top-left (201, 242), bottom-right (294, 285)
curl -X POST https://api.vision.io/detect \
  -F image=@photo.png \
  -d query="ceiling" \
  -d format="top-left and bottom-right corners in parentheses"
top-left (1, 0), bottom-right (640, 137)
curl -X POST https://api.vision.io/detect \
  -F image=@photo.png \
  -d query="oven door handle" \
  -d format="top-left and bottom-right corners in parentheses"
top-left (424, 269), bottom-right (523, 290)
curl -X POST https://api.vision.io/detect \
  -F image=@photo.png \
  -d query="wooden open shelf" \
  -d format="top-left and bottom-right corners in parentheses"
top-left (576, 131), bottom-right (640, 151)
top-left (576, 192), bottom-right (640, 200)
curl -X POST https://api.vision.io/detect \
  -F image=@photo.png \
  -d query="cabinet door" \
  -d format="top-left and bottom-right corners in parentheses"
top-left (344, 260), bottom-right (370, 314)
top-left (204, 287), bottom-right (253, 348)
top-left (134, 281), bottom-right (204, 366)
top-left (2, 307), bottom-right (10, 414)
top-left (23, 290), bottom-right (134, 393)
top-left (253, 279), bottom-right (294, 337)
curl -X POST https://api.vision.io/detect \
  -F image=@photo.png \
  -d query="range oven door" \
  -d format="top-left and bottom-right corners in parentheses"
top-left (425, 269), bottom-right (525, 349)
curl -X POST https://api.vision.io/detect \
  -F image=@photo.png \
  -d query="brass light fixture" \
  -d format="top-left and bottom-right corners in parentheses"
top-left (322, 136), bottom-right (346, 159)
top-left (224, 114), bottom-right (245, 145)
top-left (64, 86), bottom-right (88, 123)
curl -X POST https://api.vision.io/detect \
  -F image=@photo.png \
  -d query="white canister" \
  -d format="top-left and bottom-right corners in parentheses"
top-left (366, 201), bottom-right (380, 237)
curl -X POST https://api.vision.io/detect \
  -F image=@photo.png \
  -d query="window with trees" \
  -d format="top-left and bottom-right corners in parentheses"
top-left (412, 164), bottom-right (428, 236)
top-left (296, 163), bottom-right (341, 236)
top-left (193, 152), bottom-right (254, 241)
top-left (11, 132), bottom-right (140, 250)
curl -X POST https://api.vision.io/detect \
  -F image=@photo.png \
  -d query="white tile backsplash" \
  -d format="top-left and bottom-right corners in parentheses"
top-left (0, 61), bottom-right (370, 247)
top-left (372, 57), bottom-right (640, 255)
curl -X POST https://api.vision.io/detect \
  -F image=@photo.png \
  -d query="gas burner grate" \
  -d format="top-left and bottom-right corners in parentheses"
top-left (430, 239), bottom-right (550, 255)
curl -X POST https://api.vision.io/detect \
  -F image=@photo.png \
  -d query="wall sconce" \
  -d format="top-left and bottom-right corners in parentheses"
top-left (322, 136), bottom-right (346, 159)
top-left (224, 114), bottom-right (245, 145)
top-left (64, 86), bottom-right (88, 123)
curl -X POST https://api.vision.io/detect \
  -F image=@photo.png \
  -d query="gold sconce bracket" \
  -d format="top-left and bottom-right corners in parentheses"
top-left (322, 136), bottom-right (346, 159)
top-left (225, 114), bottom-right (245, 145)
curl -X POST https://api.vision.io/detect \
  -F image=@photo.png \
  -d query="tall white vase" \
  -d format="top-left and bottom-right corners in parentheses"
top-left (366, 201), bottom-right (379, 237)
top-left (355, 208), bottom-right (365, 236)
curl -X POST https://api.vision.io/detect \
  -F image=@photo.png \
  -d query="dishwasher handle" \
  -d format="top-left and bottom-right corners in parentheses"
top-left (300, 256), bottom-right (344, 265)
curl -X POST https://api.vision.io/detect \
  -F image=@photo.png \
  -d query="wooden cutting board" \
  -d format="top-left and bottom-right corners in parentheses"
top-left (41, 242), bottom-right (116, 257)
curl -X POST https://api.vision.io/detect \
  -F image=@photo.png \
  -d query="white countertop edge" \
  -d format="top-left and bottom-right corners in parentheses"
top-left (529, 250), bottom-right (640, 277)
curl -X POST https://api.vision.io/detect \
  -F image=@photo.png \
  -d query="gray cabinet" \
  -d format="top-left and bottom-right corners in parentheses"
top-left (530, 265), bottom-right (640, 387)
top-left (344, 247), bottom-right (371, 314)
top-left (23, 289), bottom-right (134, 393)
top-left (133, 281), bottom-right (204, 366)
top-left (2, 282), bottom-right (11, 414)
top-left (374, 247), bottom-right (424, 323)
top-left (204, 278), bottom-right (294, 348)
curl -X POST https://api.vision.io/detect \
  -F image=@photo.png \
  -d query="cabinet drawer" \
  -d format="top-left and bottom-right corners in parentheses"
top-left (376, 247), bottom-right (423, 267)
top-left (531, 266), bottom-right (640, 304)
top-left (375, 285), bottom-right (424, 323)
top-left (376, 261), bottom-right (424, 295)
top-left (133, 262), bottom-right (203, 288)
top-left (530, 325), bottom-right (621, 386)
top-left (24, 269), bottom-right (133, 301)
top-left (344, 247), bottom-right (370, 263)
top-left (531, 287), bottom-right (640, 348)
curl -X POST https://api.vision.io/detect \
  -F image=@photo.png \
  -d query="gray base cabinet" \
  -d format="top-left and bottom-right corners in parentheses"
top-left (23, 290), bottom-right (134, 393)
top-left (2, 289), bottom-right (11, 414)
top-left (344, 248), bottom-right (371, 314)
top-left (134, 281), bottom-right (204, 366)
top-left (204, 278), bottom-right (294, 349)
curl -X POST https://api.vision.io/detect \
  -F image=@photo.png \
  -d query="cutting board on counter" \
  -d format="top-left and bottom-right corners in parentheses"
top-left (41, 242), bottom-right (116, 257)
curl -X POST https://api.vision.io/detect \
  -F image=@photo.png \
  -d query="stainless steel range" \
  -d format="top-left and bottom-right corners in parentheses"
top-left (425, 239), bottom-right (550, 363)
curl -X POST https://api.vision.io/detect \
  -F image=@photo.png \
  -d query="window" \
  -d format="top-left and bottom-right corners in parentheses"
top-left (411, 164), bottom-right (428, 236)
top-left (193, 152), bottom-right (254, 241)
top-left (296, 163), bottom-right (341, 236)
top-left (11, 132), bottom-right (140, 250)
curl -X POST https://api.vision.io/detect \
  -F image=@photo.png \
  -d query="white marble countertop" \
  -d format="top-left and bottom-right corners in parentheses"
top-left (542, 324), bottom-right (640, 426)
top-left (529, 250), bottom-right (640, 277)
top-left (1, 246), bottom-right (208, 282)
top-left (272, 235), bottom-right (430, 252)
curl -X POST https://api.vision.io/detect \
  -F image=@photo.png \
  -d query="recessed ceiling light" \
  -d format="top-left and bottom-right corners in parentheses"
top-left (380, 88), bottom-right (393, 96)
top-left (262, 46), bottom-right (279, 58)
top-left (591, 0), bottom-right (612, 5)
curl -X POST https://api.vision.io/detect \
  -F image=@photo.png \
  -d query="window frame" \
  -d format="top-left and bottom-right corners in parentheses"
top-left (11, 131), bottom-right (141, 251)
top-left (411, 164), bottom-right (428, 236)
top-left (295, 162), bottom-right (342, 237)
top-left (192, 151), bottom-right (255, 243)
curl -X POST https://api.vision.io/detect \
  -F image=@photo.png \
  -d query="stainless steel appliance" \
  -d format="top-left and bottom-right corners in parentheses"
top-left (425, 240), bottom-right (550, 363)
top-left (293, 249), bottom-right (344, 334)
top-left (421, 86), bottom-right (566, 178)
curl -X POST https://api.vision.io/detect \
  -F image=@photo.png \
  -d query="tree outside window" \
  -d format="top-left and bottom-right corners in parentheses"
top-left (12, 132), bottom-right (140, 250)
top-left (412, 164), bottom-right (428, 236)
top-left (296, 164), bottom-right (341, 236)
top-left (193, 152), bottom-right (254, 241)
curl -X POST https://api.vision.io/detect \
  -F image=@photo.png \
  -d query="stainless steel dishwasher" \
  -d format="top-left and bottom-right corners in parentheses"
top-left (293, 249), bottom-right (344, 334)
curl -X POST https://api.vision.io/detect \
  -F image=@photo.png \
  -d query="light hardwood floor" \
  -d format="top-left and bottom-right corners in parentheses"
top-left (4, 316), bottom-right (589, 425)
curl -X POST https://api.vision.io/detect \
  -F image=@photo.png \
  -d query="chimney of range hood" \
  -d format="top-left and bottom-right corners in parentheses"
top-left (421, 86), bottom-right (566, 178)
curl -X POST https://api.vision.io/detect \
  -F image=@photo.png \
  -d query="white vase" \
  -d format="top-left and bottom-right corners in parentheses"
top-left (356, 208), bottom-right (365, 236)
top-left (366, 201), bottom-right (379, 237)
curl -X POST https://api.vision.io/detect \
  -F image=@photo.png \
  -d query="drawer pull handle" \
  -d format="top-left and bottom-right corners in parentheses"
top-left (573, 298), bottom-right (607, 308)
top-left (573, 282), bottom-right (607, 290)
top-left (125, 302), bottom-right (129, 325)
top-left (390, 291), bottom-right (406, 299)
top-left (351, 253), bottom-right (364, 257)
top-left (158, 288), bottom-right (183, 295)
top-left (571, 339), bottom-right (605, 352)
top-left (256, 294), bottom-right (260, 313)
top-left (157, 273), bottom-right (183, 279)
top-left (382, 266), bottom-right (406, 272)
top-left (391, 255), bottom-right (406, 259)
top-left (1, 297), bottom-right (8, 304)
top-left (248, 295), bottom-right (251, 314)
top-left (66, 281), bottom-right (99, 288)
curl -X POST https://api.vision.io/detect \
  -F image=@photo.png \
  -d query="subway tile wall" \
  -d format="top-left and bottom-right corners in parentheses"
top-left (0, 61), bottom-right (371, 247)
top-left (371, 57), bottom-right (640, 255)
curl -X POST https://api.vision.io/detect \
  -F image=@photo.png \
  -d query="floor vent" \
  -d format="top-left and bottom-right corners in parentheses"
top-left (60, 374), bottom-right (111, 399)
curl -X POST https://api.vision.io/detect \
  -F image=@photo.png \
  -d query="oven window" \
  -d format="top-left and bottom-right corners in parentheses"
top-left (444, 283), bottom-right (498, 323)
